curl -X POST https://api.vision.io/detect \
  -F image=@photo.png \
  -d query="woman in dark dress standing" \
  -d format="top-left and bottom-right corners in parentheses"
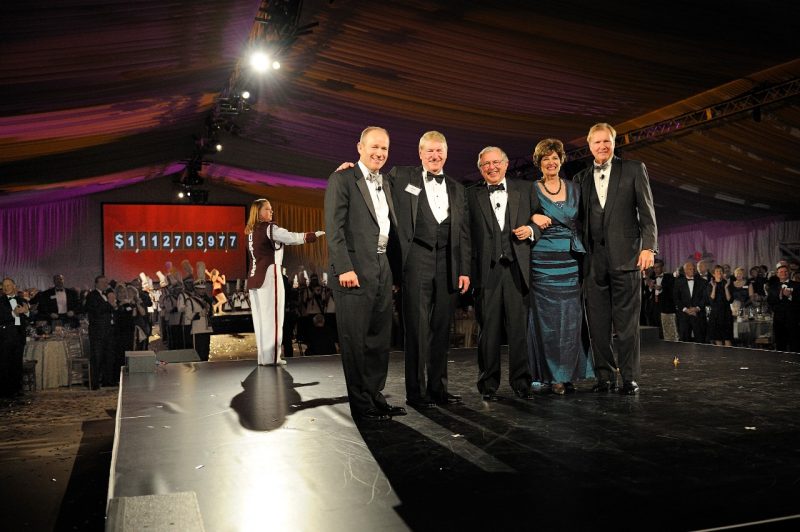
top-left (527, 139), bottom-right (593, 394)
top-left (707, 265), bottom-right (734, 346)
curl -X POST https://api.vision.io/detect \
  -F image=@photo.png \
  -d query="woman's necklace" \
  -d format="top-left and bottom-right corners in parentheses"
top-left (541, 177), bottom-right (562, 196)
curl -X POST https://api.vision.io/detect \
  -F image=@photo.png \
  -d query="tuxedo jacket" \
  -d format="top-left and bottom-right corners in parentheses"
top-left (575, 156), bottom-right (658, 271)
top-left (767, 279), bottom-right (800, 320)
top-left (325, 165), bottom-right (398, 294)
top-left (466, 179), bottom-right (541, 290)
top-left (84, 289), bottom-right (115, 331)
top-left (34, 286), bottom-right (81, 317)
top-left (652, 272), bottom-right (676, 314)
top-left (387, 165), bottom-right (470, 287)
top-left (673, 274), bottom-right (709, 313)
top-left (0, 294), bottom-right (16, 326)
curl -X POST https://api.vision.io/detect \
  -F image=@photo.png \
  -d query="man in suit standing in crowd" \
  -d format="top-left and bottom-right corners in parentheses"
top-left (647, 258), bottom-right (677, 340)
top-left (84, 275), bottom-right (116, 389)
top-left (1, 277), bottom-right (30, 398)
top-left (767, 264), bottom-right (800, 352)
top-left (466, 146), bottom-right (540, 401)
top-left (33, 274), bottom-right (81, 326)
top-left (576, 123), bottom-right (658, 395)
top-left (325, 126), bottom-right (406, 422)
top-left (388, 131), bottom-right (470, 409)
top-left (673, 261), bottom-right (708, 343)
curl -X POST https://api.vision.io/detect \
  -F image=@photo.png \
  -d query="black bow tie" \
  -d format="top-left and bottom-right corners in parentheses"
top-left (487, 183), bottom-right (505, 192)
top-left (56, 288), bottom-right (64, 292)
top-left (594, 162), bottom-right (609, 172)
top-left (426, 173), bottom-right (444, 184)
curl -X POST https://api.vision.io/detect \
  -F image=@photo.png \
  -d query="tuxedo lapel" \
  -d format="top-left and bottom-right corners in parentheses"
top-left (355, 169), bottom-right (378, 225)
top-left (507, 180), bottom-right (520, 227)
top-left (477, 186), bottom-right (494, 233)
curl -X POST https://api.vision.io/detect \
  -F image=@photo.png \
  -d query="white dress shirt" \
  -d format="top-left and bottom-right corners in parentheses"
top-left (423, 169), bottom-right (449, 223)
top-left (357, 161), bottom-right (391, 249)
top-left (593, 161), bottom-right (611, 208)
top-left (489, 178), bottom-right (508, 230)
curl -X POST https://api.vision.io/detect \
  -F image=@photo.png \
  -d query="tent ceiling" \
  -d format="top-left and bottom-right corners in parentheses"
top-left (1, 0), bottom-right (799, 229)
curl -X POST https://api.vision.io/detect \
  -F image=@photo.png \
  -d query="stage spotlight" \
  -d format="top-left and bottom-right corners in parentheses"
top-left (215, 143), bottom-right (223, 152)
top-left (250, 51), bottom-right (270, 73)
top-left (178, 191), bottom-right (185, 199)
top-left (241, 91), bottom-right (250, 99)
top-left (272, 60), bottom-right (281, 70)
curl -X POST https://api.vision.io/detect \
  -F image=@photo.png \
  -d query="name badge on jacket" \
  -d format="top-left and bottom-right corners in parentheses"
top-left (405, 184), bottom-right (421, 196)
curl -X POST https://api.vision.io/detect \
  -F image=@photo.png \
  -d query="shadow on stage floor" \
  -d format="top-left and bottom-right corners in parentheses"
top-left (109, 340), bottom-right (800, 531)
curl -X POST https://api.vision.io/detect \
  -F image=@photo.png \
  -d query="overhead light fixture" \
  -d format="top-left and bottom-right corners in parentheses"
top-left (272, 60), bottom-right (281, 70)
top-left (241, 90), bottom-right (250, 99)
top-left (250, 51), bottom-right (270, 73)
top-left (215, 143), bottom-right (223, 152)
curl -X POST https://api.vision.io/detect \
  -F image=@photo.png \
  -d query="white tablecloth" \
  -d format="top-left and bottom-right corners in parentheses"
top-left (24, 338), bottom-right (69, 389)
top-left (23, 334), bottom-right (89, 389)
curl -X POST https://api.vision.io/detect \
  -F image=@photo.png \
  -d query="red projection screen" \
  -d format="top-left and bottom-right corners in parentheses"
top-left (102, 204), bottom-right (246, 282)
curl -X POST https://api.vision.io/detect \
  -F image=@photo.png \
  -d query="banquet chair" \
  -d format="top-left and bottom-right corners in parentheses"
top-left (65, 335), bottom-right (91, 388)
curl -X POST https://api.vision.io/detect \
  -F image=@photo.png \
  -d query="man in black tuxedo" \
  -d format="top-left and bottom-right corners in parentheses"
top-left (673, 261), bottom-right (708, 343)
top-left (84, 275), bottom-right (116, 389)
top-left (576, 123), bottom-right (658, 395)
top-left (325, 127), bottom-right (406, 422)
top-left (1, 277), bottom-right (30, 398)
top-left (387, 131), bottom-right (471, 409)
top-left (647, 259), bottom-right (677, 340)
top-left (466, 146), bottom-right (540, 401)
top-left (767, 265), bottom-right (800, 352)
top-left (33, 274), bottom-right (81, 326)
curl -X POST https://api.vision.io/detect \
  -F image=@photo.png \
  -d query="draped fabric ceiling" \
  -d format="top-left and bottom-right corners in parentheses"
top-left (2, 0), bottom-right (800, 230)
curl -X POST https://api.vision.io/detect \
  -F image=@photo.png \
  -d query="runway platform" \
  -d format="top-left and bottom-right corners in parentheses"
top-left (108, 341), bottom-right (800, 531)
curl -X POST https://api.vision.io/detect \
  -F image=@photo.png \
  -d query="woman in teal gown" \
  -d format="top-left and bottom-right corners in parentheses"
top-left (528, 139), bottom-right (593, 394)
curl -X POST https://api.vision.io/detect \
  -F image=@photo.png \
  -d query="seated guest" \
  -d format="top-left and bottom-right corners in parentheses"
top-left (674, 261), bottom-right (708, 343)
top-left (767, 264), bottom-right (800, 352)
top-left (304, 313), bottom-right (338, 356)
top-left (706, 265), bottom-right (733, 346)
top-left (32, 274), bottom-right (81, 326)
top-left (1, 277), bottom-right (30, 398)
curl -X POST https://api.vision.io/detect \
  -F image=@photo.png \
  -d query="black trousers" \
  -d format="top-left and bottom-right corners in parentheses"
top-left (334, 254), bottom-right (393, 417)
top-left (89, 327), bottom-right (116, 388)
top-left (403, 243), bottom-right (457, 402)
top-left (584, 245), bottom-right (641, 382)
top-left (475, 259), bottom-right (531, 395)
top-left (0, 324), bottom-right (22, 397)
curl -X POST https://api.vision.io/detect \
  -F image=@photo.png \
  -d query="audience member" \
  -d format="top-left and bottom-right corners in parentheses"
top-left (304, 313), bottom-right (338, 356)
top-left (1, 278), bottom-right (29, 397)
top-left (85, 276), bottom-right (117, 389)
top-left (649, 259), bottom-right (677, 341)
top-left (767, 264), bottom-right (799, 352)
top-left (706, 265), bottom-right (733, 346)
top-left (674, 261), bottom-right (708, 343)
top-left (32, 274), bottom-right (81, 326)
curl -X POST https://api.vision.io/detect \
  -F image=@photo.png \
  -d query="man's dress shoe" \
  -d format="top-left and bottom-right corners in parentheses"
top-left (357, 410), bottom-right (390, 422)
top-left (406, 398), bottom-right (436, 409)
top-left (514, 389), bottom-right (535, 400)
top-left (481, 391), bottom-right (499, 402)
top-left (591, 380), bottom-right (617, 393)
top-left (435, 393), bottom-right (462, 405)
top-left (619, 380), bottom-right (640, 395)
top-left (379, 404), bottom-right (407, 416)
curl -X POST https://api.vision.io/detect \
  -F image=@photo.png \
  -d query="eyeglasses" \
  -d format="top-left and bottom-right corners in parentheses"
top-left (479, 160), bottom-right (506, 169)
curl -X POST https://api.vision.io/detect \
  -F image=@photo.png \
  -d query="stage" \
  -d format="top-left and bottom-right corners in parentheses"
top-left (108, 340), bottom-right (800, 531)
